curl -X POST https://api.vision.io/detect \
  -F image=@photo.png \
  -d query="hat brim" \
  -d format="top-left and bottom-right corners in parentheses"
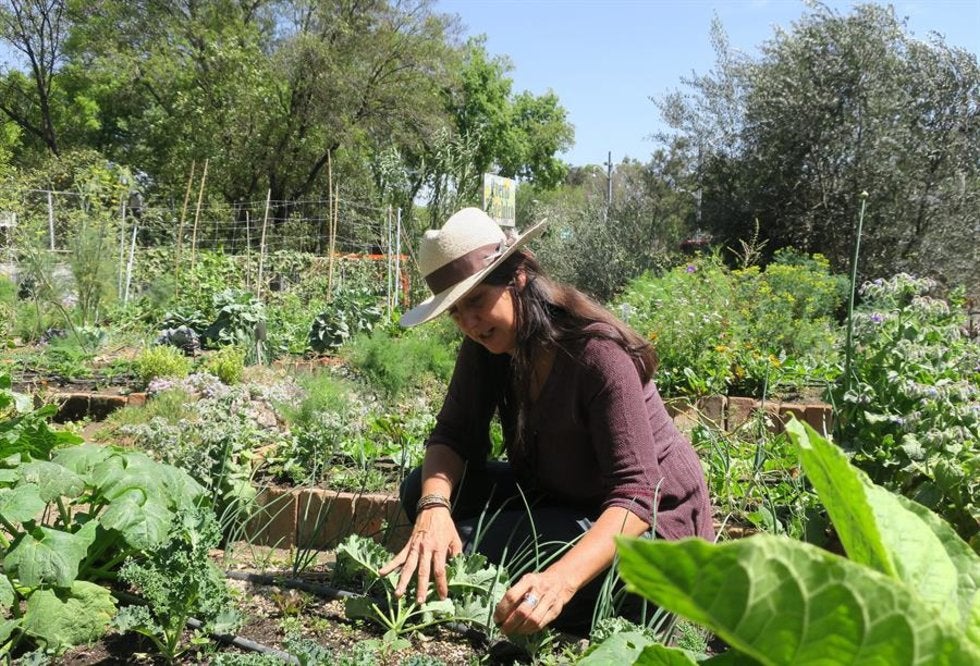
top-left (399, 218), bottom-right (548, 328)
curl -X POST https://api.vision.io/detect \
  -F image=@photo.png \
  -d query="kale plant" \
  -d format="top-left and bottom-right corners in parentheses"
top-left (114, 508), bottom-right (235, 663)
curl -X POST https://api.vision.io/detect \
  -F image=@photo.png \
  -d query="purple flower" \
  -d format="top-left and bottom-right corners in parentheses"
top-left (685, 265), bottom-right (697, 273)
top-left (870, 313), bottom-right (884, 324)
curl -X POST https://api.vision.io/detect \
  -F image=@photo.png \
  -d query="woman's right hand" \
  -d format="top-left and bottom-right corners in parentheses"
top-left (378, 505), bottom-right (463, 604)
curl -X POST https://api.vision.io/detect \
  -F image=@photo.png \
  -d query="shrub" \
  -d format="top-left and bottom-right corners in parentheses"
top-left (134, 344), bottom-right (193, 385)
top-left (343, 325), bottom-right (457, 399)
top-left (201, 345), bottom-right (247, 385)
top-left (832, 274), bottom-right (980, 544)
top-left (616, 251), bottom-right (845, 399)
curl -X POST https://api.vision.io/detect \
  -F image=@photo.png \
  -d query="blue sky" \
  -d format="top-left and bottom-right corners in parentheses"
top-left (437, 0), bottom-right (980, 167)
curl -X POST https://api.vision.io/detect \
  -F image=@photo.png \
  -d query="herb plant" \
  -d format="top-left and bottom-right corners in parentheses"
top-left (832, 274), bottom-right (980, 544)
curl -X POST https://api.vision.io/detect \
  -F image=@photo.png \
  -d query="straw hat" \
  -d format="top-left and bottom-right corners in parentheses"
top-left (400, 208), bottom-right (548, 327)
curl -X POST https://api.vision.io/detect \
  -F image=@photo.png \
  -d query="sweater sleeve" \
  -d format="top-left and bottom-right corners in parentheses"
top-left (426, 338), bottom-right (498, 466)
top-left (581, 338), bottom-right (662, 525)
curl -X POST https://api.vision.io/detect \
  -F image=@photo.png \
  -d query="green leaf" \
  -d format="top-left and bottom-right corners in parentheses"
top-left (785, 419), bottom-right (895, 576)
top-left (51, 443), bottom-right (114, 477)
top-left (4, 521), bottom-right (98, 587)
top-left (0, 574), bottom-right (15, 609)
top-left (616, 535), bottom-right (980, 665)
top-left (98, 490), bottom-right (173, 550)
top-left (22, 580), bottom-right (116, 653)
top-left (18, 461), bottom-right (85, 502)
top-left (577, 631), bottom-right (659, 664)
top-left (0, 483), bottom-right (46, 523)
top-left (788, 419), bottom-right (978, 629)
top-left (633, 643), bottom-right (703, 665)
top-left (0, 618), bottom-right (21, 645)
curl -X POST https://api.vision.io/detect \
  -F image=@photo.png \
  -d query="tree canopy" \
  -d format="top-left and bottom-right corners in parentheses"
top-left (0, 0), bottom-right (574, 217)
top-left (657, 3), bottom-right (979, 289)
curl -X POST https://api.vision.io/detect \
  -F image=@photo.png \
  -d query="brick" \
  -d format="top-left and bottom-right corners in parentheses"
top-left (696, 395), bottom-right (726, 428)
top-left (87, 395), bottom-right (127, 421)
top-left (663, 397), bottom-right (692, 419)
top-left (779, 403), bottom-right (808, 430)
top-left (804, 404), bottom-right (834, 437)
top-left (757, 400), bottom-right (784, 434)
top-left (246, 486), bottom-right (297, 548)
top-left (296, 488), bottom-right (355, 549)
top-left (726, 396), bottom-right (757, 432)
top-left (353, 493), bottom-right (402, 542)
top-left (127, 392), bottom-right (148, 407)
top-left (54, 393), bottom-right (90, 423)
top-left (671, 405), bottom-right (699, 436)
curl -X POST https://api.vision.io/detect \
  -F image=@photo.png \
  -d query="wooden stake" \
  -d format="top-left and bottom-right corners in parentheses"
top-left (257, 189), bottom-right (271, 299)
top-left (189, 158), bottom-right (209, 273)
top-left (174, 161), bottom-right (196, 298)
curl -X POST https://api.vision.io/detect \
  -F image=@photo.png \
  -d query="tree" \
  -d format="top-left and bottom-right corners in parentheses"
top-left (657, 4), bottom-right (980, 292)
top-left (0, 0), bottom-right (69, 155)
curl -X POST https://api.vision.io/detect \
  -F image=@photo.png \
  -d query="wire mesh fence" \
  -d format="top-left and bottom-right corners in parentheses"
top-left (1, 189), bottom-right (415, 312)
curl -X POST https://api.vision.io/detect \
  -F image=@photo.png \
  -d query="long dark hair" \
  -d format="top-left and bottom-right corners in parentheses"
top-left (483, 249), bottom-right (657, 456)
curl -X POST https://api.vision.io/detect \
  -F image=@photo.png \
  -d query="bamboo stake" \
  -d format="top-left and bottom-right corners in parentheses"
top-left (124, 218), bottom-right (139, 304)
top-left (257, 189), bottom-right (271, 299)
top-left (117, 197), bottom-right (127, 297)
top-left (189, 158), bottom-right (209, 274)
top-left (326, 150), bottom-right (335, 293)
top-left (174, 161), bottom-right (196, 299)
top-left (328, 184), bottom-right (338, 293)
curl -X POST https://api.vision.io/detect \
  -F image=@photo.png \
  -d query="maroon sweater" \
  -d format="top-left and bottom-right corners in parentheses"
top-left (428, 329), bottom-right (714, 542)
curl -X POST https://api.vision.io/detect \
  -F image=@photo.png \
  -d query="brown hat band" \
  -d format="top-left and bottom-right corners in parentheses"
top-left (425, 241), bottom-right (507, 294)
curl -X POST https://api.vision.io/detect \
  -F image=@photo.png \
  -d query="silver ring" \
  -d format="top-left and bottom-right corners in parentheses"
top-left (523, 592), bottom-right (539, 608)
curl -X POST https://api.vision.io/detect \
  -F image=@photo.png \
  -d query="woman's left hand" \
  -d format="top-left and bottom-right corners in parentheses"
top-left (493, 570), bottom-right (577, 635)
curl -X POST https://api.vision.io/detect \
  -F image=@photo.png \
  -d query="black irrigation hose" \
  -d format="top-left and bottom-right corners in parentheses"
top-left (113, 589), bottom-right (300, 665)
top-left (186, 617), bottom-right (300, 665)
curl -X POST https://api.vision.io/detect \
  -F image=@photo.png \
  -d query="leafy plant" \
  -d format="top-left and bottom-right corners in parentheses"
top-left (201, 344), bottom-right (247, 385)
top-left (0, 374), bottom-right (209, 656)
top-left (333, 534), bottom-right (507, 640)
top-left (832, 274), bottom-right (980, 544)
top-left (114, 508), bottom-right (235, 663)
top-left (308, 287), bottom-right (384, 354)
top-left (616, 251), bottom-right (844, 399)
top-left (134, 344), bottom-right (193, 385)
top-left (592, 419), bottom-right (980, 664)
top-left (343, 326), bottom-right (457, 399)
top-left (205, 289), bottom-right (267, 362)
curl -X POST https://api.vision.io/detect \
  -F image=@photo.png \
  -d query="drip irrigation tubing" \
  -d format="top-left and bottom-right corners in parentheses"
top-left (113, 589), bottom-right (300, 664)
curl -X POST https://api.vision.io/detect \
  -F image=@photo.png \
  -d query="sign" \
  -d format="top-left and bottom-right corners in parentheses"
top-left (482, 174), bottom-right (516, 228)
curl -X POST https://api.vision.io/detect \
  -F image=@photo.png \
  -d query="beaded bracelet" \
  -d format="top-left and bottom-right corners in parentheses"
top-left (416, 493), bottom-right (451, 513)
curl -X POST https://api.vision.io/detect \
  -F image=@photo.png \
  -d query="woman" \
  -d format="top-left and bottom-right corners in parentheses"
top-left (380, 208), bottom-right (713, 636)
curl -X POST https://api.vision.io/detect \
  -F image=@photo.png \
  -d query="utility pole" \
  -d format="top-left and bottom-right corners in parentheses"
top-left (605, 151), bottom-right (613, 217)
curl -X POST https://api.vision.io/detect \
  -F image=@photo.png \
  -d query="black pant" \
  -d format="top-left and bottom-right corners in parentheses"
top-left (400, 462), bottom-right (649, 636)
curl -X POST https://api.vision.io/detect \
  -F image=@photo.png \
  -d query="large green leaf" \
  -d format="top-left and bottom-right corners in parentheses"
top-left (891, 492), bottom-right (980, 646)
top-left (0, 618), bottom-right (20, 646)
top-left (3, 521), bottom-right (98, 587)
top-left (17, 461), bottom-right (85, 502)
top-left (51, 443), bottom-right (114, 477)
top-left (0, 484), bottom-right (45, 523)
top-left (577, 631), bottom-right (659, 664)
top-left (616, 535), bottom-right (980, 665)
top-left (787, 419), bottom-right (979, 631)
top-left (99, 489), bottom-right (173, 551)
top-left (784, 420), bottom-right (895, 576)
top-left (22, 580), bottom-right (116, 653)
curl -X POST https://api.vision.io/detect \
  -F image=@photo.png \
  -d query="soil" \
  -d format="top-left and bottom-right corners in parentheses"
top-left (53, 546), bottom-right (570, 666)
